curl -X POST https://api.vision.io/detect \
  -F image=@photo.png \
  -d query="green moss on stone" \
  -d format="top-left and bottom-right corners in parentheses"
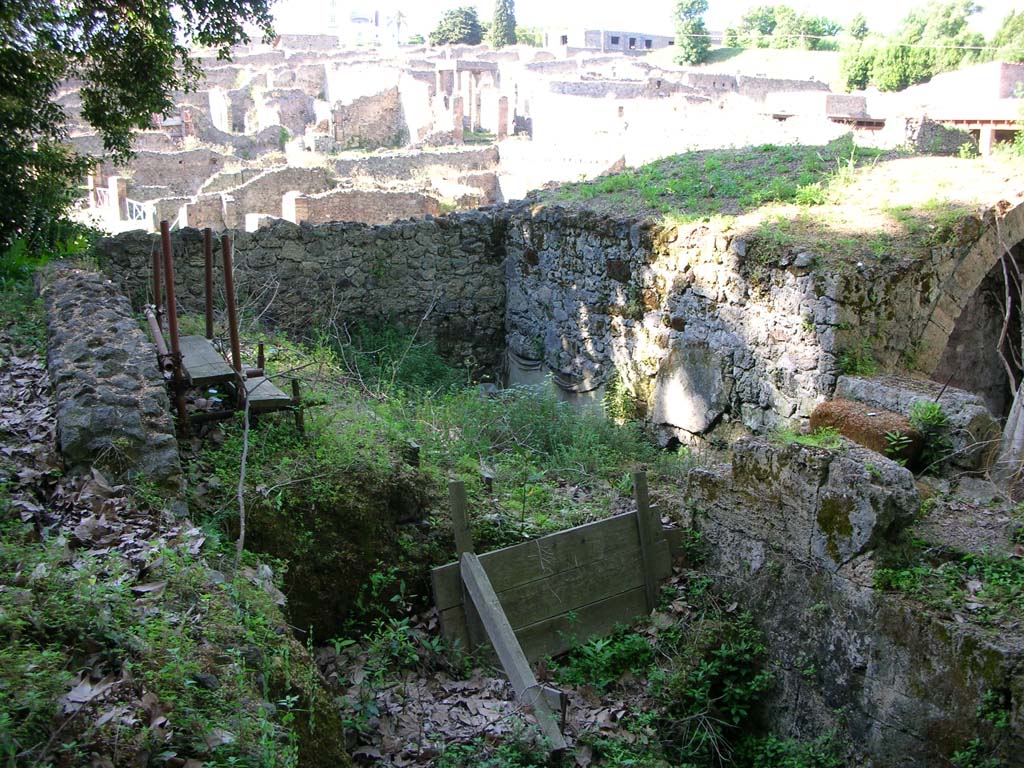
top-left (818, 495), bottom-right (854, 560)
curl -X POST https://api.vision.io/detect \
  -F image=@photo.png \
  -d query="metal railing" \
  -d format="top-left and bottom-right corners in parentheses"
top-left (126, 198), bottom-right (151, 221)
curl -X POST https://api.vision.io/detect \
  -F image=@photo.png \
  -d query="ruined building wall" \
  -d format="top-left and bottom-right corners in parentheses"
top-left (95, 202), bottom-right (1015, 440)
top-left (332, 87), bottom-right (406, 149)
top-left (286, 189), bottom-right (441, 226)
top-left (95, 213), bottom-right (508, 373)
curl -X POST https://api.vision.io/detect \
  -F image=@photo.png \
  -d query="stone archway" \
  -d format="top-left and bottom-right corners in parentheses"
top-left (934, 239), bottom-right (1024, 417)
top-left (916, 201), bottom-right (1024, 391)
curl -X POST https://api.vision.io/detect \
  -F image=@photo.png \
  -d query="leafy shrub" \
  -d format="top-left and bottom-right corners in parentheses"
top-left (909, 400), bottom-right (952, 473)
top-left (556, 629), bottom-right (656, 691)
top-left (837, 340), bottom-right (878, 376)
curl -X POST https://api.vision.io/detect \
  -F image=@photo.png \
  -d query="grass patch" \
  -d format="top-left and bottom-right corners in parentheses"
top-left (775, 426), bottom-right (844, 450)
top-left (876, 538), bottom-right (1024, 628)
top-left (548, 136), bottom-right (884, 223)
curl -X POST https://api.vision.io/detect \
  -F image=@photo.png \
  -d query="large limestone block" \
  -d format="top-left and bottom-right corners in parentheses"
top-left (835, 374), bottom-right (999, 471)
top-left (651, 342), bottom-right (729, 435)
top-left (691, 438), bottom-right (918, 570)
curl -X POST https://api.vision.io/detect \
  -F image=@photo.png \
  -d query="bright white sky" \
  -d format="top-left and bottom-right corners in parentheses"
top-left (273, 0), bottom-right (1019, 39)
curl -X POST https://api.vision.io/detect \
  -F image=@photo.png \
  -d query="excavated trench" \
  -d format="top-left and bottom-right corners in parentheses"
top-left (41, 198), bottom-right (1024, 764)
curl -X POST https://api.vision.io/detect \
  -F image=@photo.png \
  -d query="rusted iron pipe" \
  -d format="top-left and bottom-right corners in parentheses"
top-left (160, 220), bottom-right (189, 435)
top-left (204, 227), bottom-right (214, 340)
top-left (144, 308), bottom-right (173, 373)
top-left (221, 234), bottom-right (243, 374)
top-left (151, 243), bottom-right (162, 331)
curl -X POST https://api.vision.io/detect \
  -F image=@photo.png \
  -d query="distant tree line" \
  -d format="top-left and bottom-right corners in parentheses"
top-left (428, 2), bottom-right (519, 48)
top-left (723, 4), bottom-right (843, 51)
top-left (841, 2), bottom-right (1024, 92)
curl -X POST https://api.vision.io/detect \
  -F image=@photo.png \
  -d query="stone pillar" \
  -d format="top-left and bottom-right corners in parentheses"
top-left (497, 96), bottom-right (509, 139)
top-left (978, 125), bottom-right (995, 156)
top-left (452, 96), bottom-right (464, 143)
top-left (466, 75), bottom-right (476, 133)
top-left (473, 90), bottom-right (482, 132)
top-left (108, 176), bottom-right (128, 220)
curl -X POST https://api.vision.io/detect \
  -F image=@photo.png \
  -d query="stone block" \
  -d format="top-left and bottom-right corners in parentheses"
top-left (835, 374), bottom-right (1000, 471)
top-left (651, 341), bottom-right (729, 435)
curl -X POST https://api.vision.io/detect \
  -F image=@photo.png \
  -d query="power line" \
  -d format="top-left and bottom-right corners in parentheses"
top-left (676, 30), bottom-right (1011, 53)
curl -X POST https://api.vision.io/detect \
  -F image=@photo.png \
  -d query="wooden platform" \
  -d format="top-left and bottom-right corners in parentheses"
top-left (179, 335), bottom-right (236, 388)
top-left (244, 375), bottom-right (292, 413)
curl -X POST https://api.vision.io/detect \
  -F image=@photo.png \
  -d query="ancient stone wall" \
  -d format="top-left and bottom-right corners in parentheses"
top-left (736, 75), bottom-right (831, 101)
top-left (547, 79), bottom-right (682, 98)
top-left (42, 265), bottom-right (183, 495)
top-left (333, 88), bottom-right (406, 149)
top-left (95, 214), bottom-right (508, 372)
top-left (290, 189), bottom-right (441, 226)
top-left (503, 209), bottom-right (842, 440)
top-left (683, 438), bottom-right (1023, 765)
top-left (120, 148), bottom-right (230, 198)
top-left (95, 202), bottom-right (1017, 440)
top-left (332, 146), bottom-right (499, 182)
top-left (188, 167), bottom-right (335, 228)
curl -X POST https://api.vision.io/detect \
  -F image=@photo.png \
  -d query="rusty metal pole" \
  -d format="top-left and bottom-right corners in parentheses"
top-left (257, 342), bottom-right (265, 371)
top-left (160, 221), bottom-right (189, 435)
top-left (220, 234), bottom-right (243, 374)
top-left (151, 242), bottom-right (163, 331)
top-left (203, 227), bottom-right (214, 340)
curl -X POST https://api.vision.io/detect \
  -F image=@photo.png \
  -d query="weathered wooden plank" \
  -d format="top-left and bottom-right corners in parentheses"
top-left (432, 512), bottom-right (642, 611)
top-left (439, 539), bottom-right (670, 649)
top-left (633, 471), bottom-right (659, 611)
top-left (449, 481), bottom-right (473, 555)
top-left (460, 553), bottom-right (567, 753)
top-left (490, 543), bottom-right (646, 629)
top-left (516, 586), bottom-right (651, 661)
top-left (179, 335), bottom-right (235, 387)
top-left (244, 376), bottom-right (292, 412)
top-left (440, 585), bottom-right (652, 662)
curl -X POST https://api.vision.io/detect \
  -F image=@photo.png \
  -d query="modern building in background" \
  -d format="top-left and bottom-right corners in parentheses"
top-left (543, 28), bottom-right (675, 52)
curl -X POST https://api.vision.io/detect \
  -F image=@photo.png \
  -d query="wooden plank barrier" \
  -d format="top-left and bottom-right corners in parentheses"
top-left (431, 471), bottom-right (672, 664)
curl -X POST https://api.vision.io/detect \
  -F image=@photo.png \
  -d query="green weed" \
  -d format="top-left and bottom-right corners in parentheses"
top-left (837, 340), bottom-right (878, 376)
top-left (775, 427), bottom-right (844, 450)
top-left (909, 400), bottom-right (952, 474)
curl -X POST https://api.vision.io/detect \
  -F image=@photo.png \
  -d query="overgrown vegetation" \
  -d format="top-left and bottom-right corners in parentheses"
top-left (837, 3), bottom-right (1024, 94)
top-left (0, 277), bottom-right (346, 766)
top-left (876, 537), bottom-right (1024, 629)
top-left (549, 572), bottom-right (845, 767)
top-left (548, 136), bottom-right (885, 223)
top-left (722, 4), bottom-right (842, 51)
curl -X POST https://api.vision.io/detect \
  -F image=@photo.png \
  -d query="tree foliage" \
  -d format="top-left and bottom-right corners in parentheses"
top-left (515, 26), bottom-right (544, 47)
top-left (429, 7), bottom-right (484, 46)
top-left (723, 4), bottom-right (842, 51)
top-left (0, 0), bottom-right (274, 251)
top-left (839, 0), bottom-right (986, 92)
top-left (674, 0), bottom-right (711, 65)
top-left (990, 11), bottom-right (1024, 63)
top-left (491, 0), bottom-right (517, 48)
top-left (849, 12), bottom-right (869, 41)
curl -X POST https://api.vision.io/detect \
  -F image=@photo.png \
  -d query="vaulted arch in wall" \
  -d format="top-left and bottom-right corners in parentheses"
top-left (918, 201), bottom-right (1024, 415)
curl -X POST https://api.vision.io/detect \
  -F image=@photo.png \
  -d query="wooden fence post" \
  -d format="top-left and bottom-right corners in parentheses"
top-left (633, 471), bottom-right (660, 612)
top-left (449, 480), bottom-right (485, 649)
